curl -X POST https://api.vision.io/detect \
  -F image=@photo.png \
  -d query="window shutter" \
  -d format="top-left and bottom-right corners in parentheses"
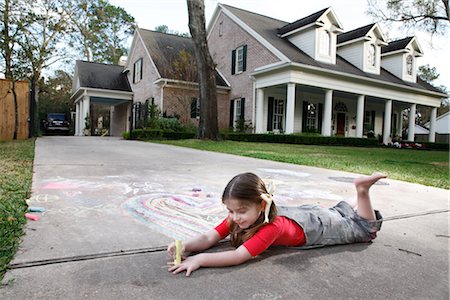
top-left (371, 111), bottom-right (376, 131)
top-left (139, 58), bottom-right (143, 80)
top-left (231, 50), bottom-right (236, 75)
top-left (242, 45), bottom-right (247, 72)
top-left (229, 100), bottom-right (235, 128)
top-left (302, 101), bottom-right (308, 132)
top-left (267, 97), bottom-right (274, 131)
top-left (318, 103), bottom-right (323, 133)
top-left (190, 98), bottom-right (197, 118)
top-left (133, 63), bottom-right (136, 83)
top-left (240, 98), bottom-right (245, 120)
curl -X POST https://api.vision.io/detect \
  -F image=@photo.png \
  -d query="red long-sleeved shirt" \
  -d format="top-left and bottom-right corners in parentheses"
top-left (214, 216), bottom-right (306, 256)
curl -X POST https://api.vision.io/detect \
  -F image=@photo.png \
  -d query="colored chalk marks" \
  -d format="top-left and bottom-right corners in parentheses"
top-left (123, 193), bottom-right (227, 240)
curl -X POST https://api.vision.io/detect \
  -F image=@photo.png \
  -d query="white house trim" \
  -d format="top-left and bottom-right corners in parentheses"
top-left (136, 29), bottom-right (162, 79)
top-left (279, 22), bottom-right (322, 38)
top-left (251, 62), bottom-right (446, 102)
top-left (218, 4), bottom-right (290, 63)
top-left (153, 78), bottom-right (231, 91)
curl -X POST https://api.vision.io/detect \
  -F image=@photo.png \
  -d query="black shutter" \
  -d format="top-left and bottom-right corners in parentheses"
top-left (229, 100), bottom-right (235, 128)
top-left (139, 58), bottom-right (143, 80)
top-left (267, 97), bottom-right (274, 131)
top-left (240, 98), bottom-right (245, 120)
top-left (318, 103), bottom-right (323, 133)
top-left (371, 111), bottom-right (376, 131)
top-left (242, 45), bottom-right (247, 72)
top-left (133, 62), bottom-right (136, 83)
top-left (190, 98), bottom-right (197, 118)
top-left (231, 50), bottom-right (236, 75)
top-left (302, 101), bottom-right (308, 132)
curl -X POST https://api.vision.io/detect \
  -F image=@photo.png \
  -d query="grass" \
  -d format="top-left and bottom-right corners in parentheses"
top-left (154, 139), bottom-right (449, 189)
top-left (0, 139), bottom-right (35, 281)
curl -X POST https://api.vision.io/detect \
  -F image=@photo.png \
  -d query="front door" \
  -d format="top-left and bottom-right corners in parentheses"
top-left (336, 113), bottom-right (346, 136)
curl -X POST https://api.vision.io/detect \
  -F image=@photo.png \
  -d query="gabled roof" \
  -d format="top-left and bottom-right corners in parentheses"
top-left (75, 60), bottom-right (132, 92)
top-left (137, 28), bottom-right (228, 87)
top-left (382, 36), bottom-right (424, 56)
top-left (278, 8), bottom-right (328, 35)
top-left (217, 4), bottom-right (442, 95)
top-left (337, 23), bottom-right (374, 44)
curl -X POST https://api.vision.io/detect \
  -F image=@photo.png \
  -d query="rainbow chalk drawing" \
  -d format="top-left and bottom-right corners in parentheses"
top-left (123, 193), bottom-right (227, 240)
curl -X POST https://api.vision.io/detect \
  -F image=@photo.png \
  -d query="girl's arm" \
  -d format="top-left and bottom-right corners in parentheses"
top-left (167, 228), bottom-right (222, 258)
top-left (168, 245), bottom-right (252, 276)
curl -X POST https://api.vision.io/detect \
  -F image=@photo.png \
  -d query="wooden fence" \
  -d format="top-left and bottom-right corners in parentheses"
top-left (0, 79), bottom-right (30, 141)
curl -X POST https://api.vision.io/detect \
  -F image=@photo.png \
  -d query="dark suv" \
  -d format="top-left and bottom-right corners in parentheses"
top-left (43, 113), bottom-right (70, 135)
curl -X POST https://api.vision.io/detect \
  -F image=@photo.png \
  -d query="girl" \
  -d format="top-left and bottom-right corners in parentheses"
top-left (167, 172), bottom-right (386, 276)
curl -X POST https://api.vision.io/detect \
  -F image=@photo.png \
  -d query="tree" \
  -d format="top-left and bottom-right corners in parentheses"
top-left (39, 70), bottom-right (73, 121)
top-left (17, 0), bottom-right (71, 136)
top-left (418, 64), bottom-right (440, 82)
top-left (186, 0), bottom-right (220, 140)
top-left (154, 24), bottom-right (190, 37)
top-left (367, 0), bottom-right (449, 37)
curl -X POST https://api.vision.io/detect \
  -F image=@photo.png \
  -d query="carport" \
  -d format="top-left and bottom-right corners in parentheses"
top-left (71, 60), bottom-right (133, 137)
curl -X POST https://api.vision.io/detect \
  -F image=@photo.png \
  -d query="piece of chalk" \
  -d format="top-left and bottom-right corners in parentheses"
top-left (25, 213), bottom-right (40, 221)
top-left (174, 240), bottom-right (182, 266)
top-left (28, 206), bottom-right (45, 212)
top-left (192, 188), bottom-right (202, 192)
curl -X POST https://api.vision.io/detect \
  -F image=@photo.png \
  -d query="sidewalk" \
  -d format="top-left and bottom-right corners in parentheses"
top-left (1, 136), bottom-right (448, 299)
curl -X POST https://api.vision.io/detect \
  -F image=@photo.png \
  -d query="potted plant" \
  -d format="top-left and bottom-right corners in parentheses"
top-left (84, 113), bottom-right (91, 136)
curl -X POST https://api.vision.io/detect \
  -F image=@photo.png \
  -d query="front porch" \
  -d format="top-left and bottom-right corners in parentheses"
top-left (253, 66), bottom-right (442, 144)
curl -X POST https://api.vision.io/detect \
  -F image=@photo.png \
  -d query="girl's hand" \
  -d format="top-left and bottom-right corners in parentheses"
top-left (168, 255), bottom-right (201, 277)
top-left (167, 242), bottom-right (188, 260)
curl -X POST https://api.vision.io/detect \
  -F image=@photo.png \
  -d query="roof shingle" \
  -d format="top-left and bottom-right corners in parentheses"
top-left (76, 61), bottom-right (132, 92)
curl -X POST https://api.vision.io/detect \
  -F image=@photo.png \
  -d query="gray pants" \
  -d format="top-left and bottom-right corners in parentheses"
top-left (278, 201), bottom-right (383, 249)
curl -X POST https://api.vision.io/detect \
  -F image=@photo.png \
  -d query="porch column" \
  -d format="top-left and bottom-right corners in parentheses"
top-left (82, 95), bottom-right (90, 135)
top-left (255, 88), bottom-right (264, 133)
top-left (383, 100), bottom-right (392, 145)
top-left (356, 95), bottom-right (365, 138)
top-left (428, 107), bottom-right (437, 142)
top-left (78, 100), bottom-right (84, 136)
top-left (322, 89), bottom-right (333, 136)
top-left (407, 103), bottom-right (416, 141)
top-left (285, 83), bottom-right (295, 134)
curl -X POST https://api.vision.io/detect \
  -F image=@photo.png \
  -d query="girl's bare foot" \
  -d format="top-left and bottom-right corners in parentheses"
top-left (354, 172), bottom-right (387, 191)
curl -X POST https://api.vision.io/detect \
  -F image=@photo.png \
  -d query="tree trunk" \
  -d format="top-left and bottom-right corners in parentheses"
top-left (186, 0), bottom-right (220, 140)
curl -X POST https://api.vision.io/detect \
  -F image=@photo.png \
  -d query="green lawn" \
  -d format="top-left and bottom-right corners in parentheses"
top-left (155, 139), bottom-right (449, 189)
top-left (0, 139), bottom-right (35, 281)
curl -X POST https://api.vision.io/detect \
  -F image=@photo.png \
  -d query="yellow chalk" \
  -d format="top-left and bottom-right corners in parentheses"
top-left (174, 240), bottom-right (182, 265)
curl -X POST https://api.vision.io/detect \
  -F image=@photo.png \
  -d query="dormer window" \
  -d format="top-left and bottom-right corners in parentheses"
top-left (406, 55), bottom-right (413, 75)
top-left (319, 30), bottom-right (331, 56)
top-left (368, 44), bottom-right (376, 67)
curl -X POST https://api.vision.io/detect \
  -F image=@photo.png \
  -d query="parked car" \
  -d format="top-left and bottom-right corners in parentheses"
top-left (42, 113), bottom-right (70, 135)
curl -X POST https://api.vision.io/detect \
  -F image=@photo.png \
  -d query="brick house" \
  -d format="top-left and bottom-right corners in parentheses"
top-left (207, 4), bottom-right (446, 143)
top-left (125, 28), bottom-right (230, 129)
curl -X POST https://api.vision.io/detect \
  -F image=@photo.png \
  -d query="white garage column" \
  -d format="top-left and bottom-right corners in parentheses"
top-left (285, 83), bottom-right (296, 134)
top-left (428, 107), bottom-right (437, 142)
top-left (82, 95), bottom-right (90, 135)
top-left (321, 89), bottom-right (333, 136)
top-left (383, 100), bottom-right (392, 145)
top-left (255, 88), bottom-right (264, 133)
top-left (407, 103), bottom-right (416, 141)
top-left (78, 100), bottom-right (84, 136)
top-left (356, 95), bottom-right (365, 138)
top-left (75, 102), bottom-right (80, 136)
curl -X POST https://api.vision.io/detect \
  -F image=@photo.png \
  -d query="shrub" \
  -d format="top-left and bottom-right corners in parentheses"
top-left (131, 128), bottom-right (163, 140)
top-left (122, 131), bottom-right (130, 140)
top-left (155, 118), bottom-right (184, 132)
top-left (222, 133), bottom-right (379, 147)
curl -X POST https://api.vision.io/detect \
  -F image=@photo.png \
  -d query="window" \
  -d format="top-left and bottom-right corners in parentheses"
top-left (234, 98), bottom-right (242, 126)
top-left (306, 103), bottom-right (317, 131)
top-left (368, 44), bottom-right (376, 67)
top-left (133, 58), bottom-right (143, 83)
top-left (319, 30), bottom-right (331, 56)
top-left (231, 45), bottom-right (247, 74)
top-left (406, 55), bottom-right (413, 75)
top-left (190, 98), bottom-right (199, 118)
top-left (273, 99), bottom-right (284, 131)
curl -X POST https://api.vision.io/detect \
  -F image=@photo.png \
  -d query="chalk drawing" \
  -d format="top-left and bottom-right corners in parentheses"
top-left (27, 194), bottom-right (60, 203)
top-left (48, 204), bottom-right (119, 217)
top-left (124, 193), bottom-right (227, 240)
top-left (257, 168), bottom-right (311, 178)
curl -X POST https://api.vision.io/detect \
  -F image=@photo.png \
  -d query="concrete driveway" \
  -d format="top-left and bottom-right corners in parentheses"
top-left (1, 136), bottom-right (448, 299)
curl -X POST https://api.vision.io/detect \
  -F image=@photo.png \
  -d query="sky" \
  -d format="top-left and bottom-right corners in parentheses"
top-left (109, 0), bottom-right (449, 88)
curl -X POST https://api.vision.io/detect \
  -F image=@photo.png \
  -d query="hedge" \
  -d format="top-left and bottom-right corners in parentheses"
top-left (131, 128), bottom-right (195, 140)
top-left (222, 133), bottom-right (379, 147)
